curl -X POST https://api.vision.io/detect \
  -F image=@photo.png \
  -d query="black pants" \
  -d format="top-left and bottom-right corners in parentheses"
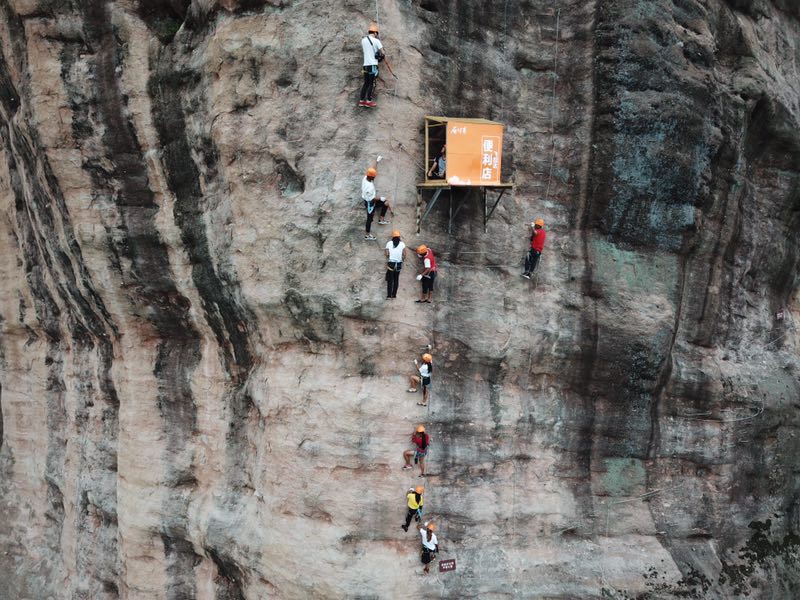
top-left (376, 200), bottom-right (389, 217)
top-left (360, 67), bottom-right (377, 101)
top-left (386, 262), bottom-right (401, 297)
top-left (524, 250), bottom-right (541, 274)
top-left (404, 507), bottom-right (420, 529)
top-left (421, 271), bottom-right (436, 294)
top-left (365, 207), bottom-right (375, 233)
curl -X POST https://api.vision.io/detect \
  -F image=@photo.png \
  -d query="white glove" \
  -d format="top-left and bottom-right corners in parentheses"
top-left (376, 155), bottom-right (383, 163)
top-left (416, 275), bottom-right (423, 281)
top-left (380, 196), bottom-right (386, 201)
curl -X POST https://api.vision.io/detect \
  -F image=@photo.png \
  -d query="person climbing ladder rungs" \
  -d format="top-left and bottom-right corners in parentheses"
top-left (357, 22), bottom-right (396, 108)
top-left (402, 486), bottom-right (424, 531)
top-left (403, 425), bottom-right (430, 476)
top-left (385, 230), bottom-right (406, 298)
top-left (361, 165), bottom-right (393, 240)
top-left (414, 245), bottom-right (437, 303)
top-left (419, 522), bottom-right (439, 574)
top-left (407, 353), bottom-right (432, 406)
top-left (522, 218), bottom-right (546, 279)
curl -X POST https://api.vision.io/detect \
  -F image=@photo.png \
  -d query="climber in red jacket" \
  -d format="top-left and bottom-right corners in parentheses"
top-left (402, 425), bottom-right (430, 477)
top-left (522, 218), bottom-right (546, 279)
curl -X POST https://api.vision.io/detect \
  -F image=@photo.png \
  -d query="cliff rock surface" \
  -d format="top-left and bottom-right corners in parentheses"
top-left (0, 0), bottom-right (798, 598)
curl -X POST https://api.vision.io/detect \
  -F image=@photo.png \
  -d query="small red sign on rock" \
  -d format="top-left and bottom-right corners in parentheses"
top-left (439, 558), bottom-right (456, 572)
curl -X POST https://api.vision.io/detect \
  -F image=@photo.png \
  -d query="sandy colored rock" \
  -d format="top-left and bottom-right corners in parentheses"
top-left (0, 1), bottom-right (798, 599)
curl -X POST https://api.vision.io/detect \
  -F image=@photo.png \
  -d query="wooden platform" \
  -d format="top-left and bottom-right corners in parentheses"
top-left (416, 180), bottom-right (514, 189)
top-left (416, 180), bottom-right (452, 189)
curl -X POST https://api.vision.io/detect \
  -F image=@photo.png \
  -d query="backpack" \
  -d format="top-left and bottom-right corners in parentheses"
top-left (366, 36), bottom-right (385, 63)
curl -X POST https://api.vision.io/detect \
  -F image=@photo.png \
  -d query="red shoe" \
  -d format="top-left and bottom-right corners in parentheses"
top-left (358, 100), bottom-right (368, 107)
top-left (365, 101), bottom-right (377, 108)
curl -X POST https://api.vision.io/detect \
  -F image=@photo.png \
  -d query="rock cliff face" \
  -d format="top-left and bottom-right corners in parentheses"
top-left (0, 0), bottom-right (798, 598)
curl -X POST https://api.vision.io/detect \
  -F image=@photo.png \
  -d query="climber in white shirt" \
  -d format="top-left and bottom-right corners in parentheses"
top-left (361, 164), bottom-right (393, 240)
top-left (384, 230), bottom-right (407, 298)
top-left (407, 352), bottom-right (433, 407)
top-left (419, 521), bottom-right (439, 573)
top-left (358, 21), bottom-right (396, 107)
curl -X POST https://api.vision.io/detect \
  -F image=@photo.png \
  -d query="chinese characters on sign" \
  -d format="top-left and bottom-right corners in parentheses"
top-left (439, 558), bottom-right (456, 572)
top-left (480, 136), bottom-right (501, 182)
top-left (441, 120), bottom-right (504, 186)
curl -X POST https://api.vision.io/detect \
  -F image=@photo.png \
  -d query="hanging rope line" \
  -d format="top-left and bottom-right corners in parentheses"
top-left (543, 7), bottom-right (561, 201)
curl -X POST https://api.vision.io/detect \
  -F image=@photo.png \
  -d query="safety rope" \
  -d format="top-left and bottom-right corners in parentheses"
top-left (391, 125), bottom-right (400, 219)
top-left (751, 314), bottom-right (797, 354)
top-left (677, 393), bottom-right (765, 423)
top-left (543, 7), bottom-right (561, 202)
top-left (675, 313), bottom-right (796, 424)
top-left (599, 485), bottom-right (681, 592)
top-left (509, 174), bottom-right (522, 591)
top-left (500, 0), bottom-right (510, 123)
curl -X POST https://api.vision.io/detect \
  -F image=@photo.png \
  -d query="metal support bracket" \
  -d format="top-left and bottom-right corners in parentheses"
top-left (483, 188), bottom-right (507, 232)
top-left (421, 187), bottom-right (445, 223)
top-left (418, 184), bottom-right (511, 234)
top-left (449, 191), bottom-right (466, 234)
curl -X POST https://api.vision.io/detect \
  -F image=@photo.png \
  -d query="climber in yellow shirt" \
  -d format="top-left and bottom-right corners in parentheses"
top-left (401, 486), bottom-right (424, 532)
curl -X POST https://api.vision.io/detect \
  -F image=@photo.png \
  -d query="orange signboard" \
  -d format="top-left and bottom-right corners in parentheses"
top-left (445, 120), bottom-right (504, 186)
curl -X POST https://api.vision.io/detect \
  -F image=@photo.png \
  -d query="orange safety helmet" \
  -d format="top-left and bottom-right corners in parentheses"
top-left (415, 486), bottom-right (424, 494)
top-left (391, 230), bottom-right (401, 238)
top-left (534, 218), bottom-right (545, 227)
top-left (416, 244), bottom-right (428, 255)
top-left (427, 522), bottom-right (436, 531)
top-left (422, 353), bottom-right (432, 363)
top-left (416, 425), bottom-right (425, 433)
top-left (366, 167), bottom-right (377, 177)
top-left (368, 22), bottom-right (379, 34)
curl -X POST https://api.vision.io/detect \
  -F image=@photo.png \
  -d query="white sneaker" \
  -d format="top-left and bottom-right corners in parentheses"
top-left (364, 234), bottom-right (376, 240)
top-left (378, 219), bottom-right (390, 225)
